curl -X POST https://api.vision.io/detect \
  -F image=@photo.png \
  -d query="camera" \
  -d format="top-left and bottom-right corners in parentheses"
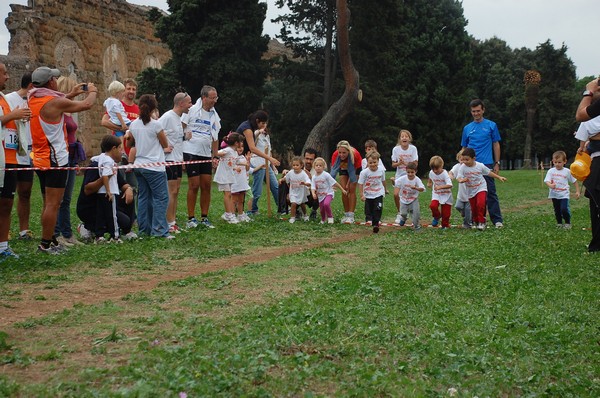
top-left (82, 84), bottom-right (88, 91)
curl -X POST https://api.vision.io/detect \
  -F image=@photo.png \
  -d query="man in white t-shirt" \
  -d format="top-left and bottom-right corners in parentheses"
top-left (181, 85), bottom-right (220, 229)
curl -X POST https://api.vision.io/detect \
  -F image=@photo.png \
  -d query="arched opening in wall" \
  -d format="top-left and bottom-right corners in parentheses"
top-left (54, 36), bottom-right (85, 74)
top-left (142, 55), bottom-right (162, 70)
top-left (103, 44), bottom-right (127, 89)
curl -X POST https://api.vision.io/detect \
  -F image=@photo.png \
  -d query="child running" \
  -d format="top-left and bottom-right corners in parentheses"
top-left (427, 155), bottom-right (453, 229)
top-left (232, 146), bottom-right (252, 222)
top-left (544, 150), bottom-right (580, 229)
top-left (92, 135), bottom-right (123, 242)
top-left (361, 139), bottom-right (387, 224)
top-left (448, 149), bottom-right (472, 229)
top-left (311, 157), bottom-right (347, 224)
top-left (358, 151), bottom-right (386, 233)
top-left (457, 147), bottom-right (507, 230)
top-left (214, 132), bottom-right (245, 224)
top-left (395, 162), bottom-right (425, 229)
top-left (391, 129), bottom-right (418, 224)
top-left (279, 156), bottom-right (311, 223)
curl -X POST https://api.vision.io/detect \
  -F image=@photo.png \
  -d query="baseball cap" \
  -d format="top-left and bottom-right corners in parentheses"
top-left (31, 66), bottom-right (61, 87)
top-left (570, 152), bottom-right (591, 181)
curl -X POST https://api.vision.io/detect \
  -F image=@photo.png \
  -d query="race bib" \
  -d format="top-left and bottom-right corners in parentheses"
top-left (4, 128), bottom-right (18, 150)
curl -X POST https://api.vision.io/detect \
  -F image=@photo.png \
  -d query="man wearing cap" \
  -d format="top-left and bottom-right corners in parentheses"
top-left (29, 66), bottom-right (97, 254)
top-left (0, 62), bottom-right (32, 260)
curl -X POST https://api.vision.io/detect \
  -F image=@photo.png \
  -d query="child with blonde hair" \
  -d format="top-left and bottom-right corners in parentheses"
top-left (311, 157), bottom-right (347, 223)
top-left (427, 155), bottom-right (453, 229)
top-left (448, 149), bottom-right (472, 228)
top-left (214, 132), bottom-right (245, 224)
top-left (279, 156), bottom-right (311, 223)
top-left (544, 150), bottom-right (580, 229)
top-left (103, 81), bottom-right (131, 138)
top-left (330, 140), bottom-right (362, 223)
top-left (391, 129), bottom-right (418, 224)
top-left (395, 162), bottom-right (425, 229)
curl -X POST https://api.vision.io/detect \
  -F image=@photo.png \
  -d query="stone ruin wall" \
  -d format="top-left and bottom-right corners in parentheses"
top-left (1, 0), bottom-right (171, 156)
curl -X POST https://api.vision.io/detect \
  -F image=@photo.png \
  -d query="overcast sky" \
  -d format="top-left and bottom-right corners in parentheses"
top-left (0, 0), bottom-right (597, 78)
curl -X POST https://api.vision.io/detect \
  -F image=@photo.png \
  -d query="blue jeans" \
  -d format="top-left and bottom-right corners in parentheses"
top-left (250, 167), bottom-right (279, 213)
top-left (484, 167), bottom-right (503, 224)
top-left (552, 198), bottom-right (571, 224)
top-left (135, 169), bottom-right (169, 237)
top-left (55, 163), bottom-right (76, 238)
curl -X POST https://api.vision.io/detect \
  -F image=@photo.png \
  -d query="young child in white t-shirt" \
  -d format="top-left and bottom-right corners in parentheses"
top-left (311, 157), bottom-right (347, 224)
top-left (214, 132), bottom-right (244, 224)
top-left (279, 156), bottom-right (311, 223)
top-left (232, 146), bottom-right (252, 222)
top-left (456, 147), bottom-right (507, 231)
top-left (104, 81), bottom-right (131, 138)
top-left (93, 135), bottom-right (123, 242)
top-left (391, 129), bottom-right (418, 223)
top-left (361, 139), bottom-right (386, 224)
top-left (358, 151), bottom-right (386, 233)
top-left (395, 161), bottom-right (425, 229)
top-left (448, 149), bottom-right (472, 229)
top-left (427, 155), bottom-right (453, 229)
top-left (544, 150), bottom-right (580, 229)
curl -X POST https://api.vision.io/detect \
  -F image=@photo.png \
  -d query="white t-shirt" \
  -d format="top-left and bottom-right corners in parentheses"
top-left (104, 97), bottom-right (131, 126)
top-left (358, 167), bottom-right (386, 199)
top-left (231, 154), bottom-right (250, 193)
top-left (94, 153), bottom-right (119, 194)
top-left (159, 110), bottom-right (184, 162)
top-left (213, 146), bottom-right (237, 185)
top-left (361, 157), bottom-right (386, 172)
top-left (391, 144), bottom-right (418, 179)
top-left (450, 163), bottom-right (468, 203)
top-left (544, 167), bottom-right (576, 200)
top-left (250, 131), bottom-right (272, 168)
top-left (311, 171), bottom-right (337, 203)
top-left (285, 169), bottom-right (311, 204)
top-left (182, 101), bottom-right (220, 157)
top-left (456, 162), bottom-right (490, 199)
top-left (130, 118), bottom-right (166, 172)
top-left (396, 175), bottom-right (425, 204)
top-left (575, 115), bottom-right (600, 142)
top-left (428, 169), bottom-right (453, 205)
top-left (4, 91), bottom-right (31, 165)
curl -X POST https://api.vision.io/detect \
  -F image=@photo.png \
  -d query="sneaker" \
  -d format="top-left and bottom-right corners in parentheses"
top-left (56, 236), bottom-right (75, 247)
top-left (37, 244), bottom-right (62, 255)
top-left (0, 247), bottom-right (19, 261)
top-left (164, 234), bottom-right (176, 240)
top-left (395, 213), bottom-right (403, 225)
top-left (65, 236), bottom-right (84, 246)
top-left (345, 215), bottom-right (355, 224)
top-left (462, 223), bottom-right (472, 229)
top-left (77, 223), bottom-right (92, 240)
top-left (289, 217), bottom-right (296, 224)
top-left (431, 218), bottom-right (439, 227)
top-left (169, 224), bottom-right (182, 234)
top-left (302, 215), bottom-right (309, 222)
top-left (365, 220), bottom-right (372, 226)
top-left (477, 223), bottom-right (486, 231)
top-left (414, 224), bottom-right (422, 231)
top-left (200, 217), bottom-right (215, 229)
top-left (309, 209), bottom-right (318, 220)
top-left (95, 237), bottom-right (107, 244)
top-left (399, 218), bottom-right (406, 227)
top-left (327, 217), bottom-right (334, 224)
top-left (186, 217), bottom-right (200, 229)
top-left (108, 238), bottom-right (124, 244)
top-left (556, 224), bottom-right (563, 229)
top-left (563, 223), bottom-right (572, 230)
top-left (340, 216), bottom-right (349, 224)
top-left (495, 222), bottom-right (504, 228)
top-left (237, 213), bottom-right (252, 222)
top-left (373, 226), bottom-right (380, 233)
top-left (123, 231), bottom-right (138, 240)
top-left (221, 213), bottom-right (238, 224)
top-left (18, 230), bottom-right (34, 240)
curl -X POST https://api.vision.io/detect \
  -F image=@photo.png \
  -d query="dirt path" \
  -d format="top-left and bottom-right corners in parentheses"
top-left (0, 230), bottom-right (374, 328)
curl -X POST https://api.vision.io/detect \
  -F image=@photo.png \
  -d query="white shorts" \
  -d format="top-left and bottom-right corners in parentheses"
top-left (218, 183), bottom-right (232, 192)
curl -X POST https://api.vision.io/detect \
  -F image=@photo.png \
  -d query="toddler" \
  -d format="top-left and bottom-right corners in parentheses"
top-left (427, 155), bottom-right (453, 229)
top-left (544, 150), bottom-right (580, 229)
top-left (448, 149), bottom-right (472, 228)
top-left (104, 81), bottom-right (131, 139)
top-left (391, 129), bottom-right (418, 223)
top-left (358, 151), bottom-right (386, 233)
top-left (311, 157), bottom-right (347, 223)
top-left (279, 156), bottom-right (311, 223)
top-left (214, 132), bottom-right (245, 224)
top-left (232, 146), bottom-right (252, 222)
top-left (395, 162), bottom-right (425, 229)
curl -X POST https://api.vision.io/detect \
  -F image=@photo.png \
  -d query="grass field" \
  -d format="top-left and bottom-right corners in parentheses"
top-left (0, 169), bottom-right (598, 397)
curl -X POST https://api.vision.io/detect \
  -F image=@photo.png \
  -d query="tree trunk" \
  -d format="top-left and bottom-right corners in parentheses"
top-left (303, 0), bottom-right (360, 159)
top-left (322, 2), bottom-right (334, 116)
top-left (523, 107), bottom-right (535, 169)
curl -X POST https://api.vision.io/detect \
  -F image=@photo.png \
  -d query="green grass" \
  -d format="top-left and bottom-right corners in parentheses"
top-left (0, 170), bottom-right (598, 396)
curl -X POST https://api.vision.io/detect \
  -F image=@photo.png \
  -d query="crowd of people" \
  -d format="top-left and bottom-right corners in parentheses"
top-left (0, 62), bottom-right (598, 259)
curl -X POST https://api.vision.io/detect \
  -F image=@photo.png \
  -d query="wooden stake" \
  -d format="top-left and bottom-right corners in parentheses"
top-left (265, 146), bottom-right (272, 217)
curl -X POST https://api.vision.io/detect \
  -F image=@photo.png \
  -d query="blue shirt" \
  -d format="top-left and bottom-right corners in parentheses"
top-left (461, 118), bottom-right (501, 165)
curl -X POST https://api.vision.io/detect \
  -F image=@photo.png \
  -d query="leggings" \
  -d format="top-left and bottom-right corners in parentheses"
top-left (430, 200), bottom-right (452, 228)
top-left (319, 194), bottom-right (333, 221)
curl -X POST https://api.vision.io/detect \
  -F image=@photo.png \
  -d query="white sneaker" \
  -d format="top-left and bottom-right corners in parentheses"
top-left (186, 217), bottom-right (199, 228)
top-left (564, 223), bottom-right (572, 230)
top-left (477, 223), bottom-right (486, 231)
top-left (123, 231), bottom-right (138, 240)
top-left (327, 217), bottom-right (334, 224)
top-left (56, 236), bottom-right (75, 247)
top-left (224, 213), bottom-right (239, 224)
top-left (289, 217), bottom-right (296, 224)
top-left (394, 213), bottom-right (402, 225)
top-left (340, 216), bottom-right (349, 224)
top-left (77, 223), bottom-right (92, 240)
top-left (237, 213), bottom-right (252, 222)
top-left (495, 222), bottom-right (504, 228)
top-left (303, 215), bottom-right (309, 222)
top-left (346, 215), bottom-right (355, 224)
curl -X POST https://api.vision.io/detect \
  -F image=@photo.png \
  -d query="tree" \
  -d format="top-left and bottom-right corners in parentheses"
top-left (523, 70), bottom-right (541, 169)
top-left (140, 0), bottom-right (269, 132)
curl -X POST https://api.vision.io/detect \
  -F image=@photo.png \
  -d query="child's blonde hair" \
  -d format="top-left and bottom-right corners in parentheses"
top-left (552, 150), bottom-right (567, 162)
top-left (108, 80), bottom-right (126, 97)
top-left (455, 148), bottom-right (465, 161)
top-left (336, 140), bottom-right (355, 164)
top-left (396, 129), bottom-right (413, 145)
top-left (429, 155), bottom-right (444, 169)
top-left (367, 151), bottom-right (381, 161)
top-left (313, 157), bottom-right (327, 169)
top-left (291, 156), bottom-right (304, 167)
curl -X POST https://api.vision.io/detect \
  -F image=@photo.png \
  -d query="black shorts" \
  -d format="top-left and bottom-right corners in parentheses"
top-left (183, 153), bottom-right (212, 177)
top-left (36, 163), bottom-right (68, 194)
top-left (16, 165), bottom-right (34, 183)
top-left (0, 164), bottom-right (18, 199)
top-left (166, 163), bottom-right (182, 181)
top-left (339, 169), bottom-right (349, 176)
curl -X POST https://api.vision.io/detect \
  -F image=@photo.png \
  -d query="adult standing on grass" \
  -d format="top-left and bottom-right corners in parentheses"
top-left (330, 140), bottom-right (362, 224)
top-left (575, 77), bottom-right (600, 253)
top-left (236, 110), bottom-right (280, 215)
top-left (0, 62), bottom-right (32, 260)
top-left (461, 98), bottom-right (504, 228)
top-left (29, 66), bottom-right (96, 254)
top-left (159, 92), bottom-right (192, 233)
top-left (182, 86), bottom-right (220, 229)
top-left (127, 94), bottom-right (172, 239)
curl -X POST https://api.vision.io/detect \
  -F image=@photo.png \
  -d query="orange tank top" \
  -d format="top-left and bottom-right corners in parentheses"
top-left (29, 95), bottom-right (67, 168)
top-left (0, 95), bottom-right (19, 165)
